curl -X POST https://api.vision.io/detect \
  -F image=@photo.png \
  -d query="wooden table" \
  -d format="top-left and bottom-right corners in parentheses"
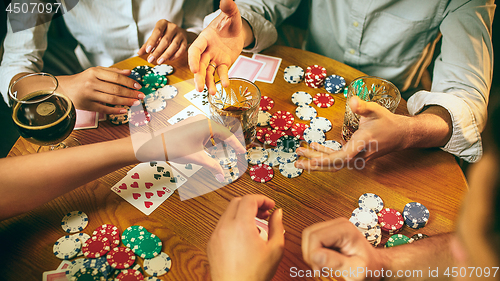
top-left (1, 45), bottom-right (468, 281)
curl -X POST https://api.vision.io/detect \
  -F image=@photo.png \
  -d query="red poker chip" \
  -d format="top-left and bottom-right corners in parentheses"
top-left (291, 123), bottom-right (309, 140)
top-left (283, 127), bottom-right (294, 136)
top-left (129, 110), bottom-right (151, 127)
top-left (256, 128), bottom-right (272, 143)
top-left (269, 111), bottom-right (294, 131)
top-left (82, 236), bottom-right (110, 258)
top-left (107, 247), bottom-right (136, 269)
top-left (93, 224), bottom-right (121, 248)
top-left (265, 130), bottom-right (286, 146)
top-left (313, 93), bottom-right (335, 108)
top-left (116, 269), bottom-right (144, 281)
top-left (259, 96), bottom-right (274, 111)
top-left (305, 81), bottom-right (322, 88)
top-left (378, 208), bottom-right (404, 233)
top-left (249, 164), bottom-right (274, 183)
top-left (306, 65), bottom-right (327, 77)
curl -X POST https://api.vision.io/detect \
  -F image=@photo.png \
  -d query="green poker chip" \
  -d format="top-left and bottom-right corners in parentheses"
top-left (385, 234), bottom-right (410, 248)
top-left (143, 73), bottom-right (166, 89)
top-left (133, 233), bottom-right (162, 259)
top-left (122, 225), bottom-right (149, 248)
top-left (139, 85), bottom-right (157, 96)
top-left (276, 135), bottom-right (300, 153)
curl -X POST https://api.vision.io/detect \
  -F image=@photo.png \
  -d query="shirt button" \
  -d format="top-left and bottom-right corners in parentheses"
top-left (353, 21), bottom-right (359, 27)
top-left (349, 49), bottom-right (355, 55)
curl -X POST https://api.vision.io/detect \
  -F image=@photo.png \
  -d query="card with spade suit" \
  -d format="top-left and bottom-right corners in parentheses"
top-left (168, 161), bottom-right (203, 177)
top-left (111, 161), bottom-right (187, 215)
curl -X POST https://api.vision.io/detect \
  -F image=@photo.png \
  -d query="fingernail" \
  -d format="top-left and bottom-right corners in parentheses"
top-left (119, 109), bottom-right (127, 114)
top-left (146, 45), bottom-right (152, 53)
top-left (312, 252), bottom-right (326, 266)
top-left (132, 100), bottom-right (141, 106)
top-left (134, 83), bottom-right (142, 89)
top-left (157, 58), bottom-right (165, 64)
top-left (215, 173), bottom-right (225, 183)
top-left (147, 55), bottom-right (155, 63)
top-left (137, 93), bottom-right (145, 99)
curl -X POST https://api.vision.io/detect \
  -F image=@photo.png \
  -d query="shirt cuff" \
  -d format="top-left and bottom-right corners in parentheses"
top-left (407, 90), bottom-right (483, 163)
top-left (0, 66), bottom-right (37, 105)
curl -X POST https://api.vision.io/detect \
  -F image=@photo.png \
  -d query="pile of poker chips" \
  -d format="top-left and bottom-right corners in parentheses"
top-left (403, 202), bottom-right (430, 229)
top-left (305, 65), bottom-right (327, 88)
top-left (349, 206), bottom-right (382, 247)
top-left (283, 65), bottom-right (305, 84)
top-left (324, 74), bottom-right (346, 94)
top-left (53, 211), bottom-right (172, 280)
top-left (206, 142), bottom-right (240, 184)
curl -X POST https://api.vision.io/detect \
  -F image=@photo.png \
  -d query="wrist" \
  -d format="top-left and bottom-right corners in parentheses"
top-left (241, 17), bottom-right (255, 48)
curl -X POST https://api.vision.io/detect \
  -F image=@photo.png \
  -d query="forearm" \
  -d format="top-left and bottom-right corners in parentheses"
top-left (0, 137), bottom-right (138, 220)
top-left (379, 234), bottom-right (455, 281)
top-left (405, 105), bottom-right (453, 149)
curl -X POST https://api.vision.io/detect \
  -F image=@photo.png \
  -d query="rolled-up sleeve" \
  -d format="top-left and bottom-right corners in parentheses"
top-left (407, 0), bottom-right (494, 163)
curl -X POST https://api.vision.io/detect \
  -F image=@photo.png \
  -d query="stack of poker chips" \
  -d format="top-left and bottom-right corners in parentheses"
top-left (304, 65), bottom-right (327, 88)
top-left (206, 142), bottom-right (240, 184)
top-left (283, 65), bottom-right (305, 84)
top-left (349, 207), bottom-right (382, 247)
top-left (385, 234), bottom-right (411, 248)
top-left (403, 202), bottom-right (430, 229)
top-left (378, 208), bottom-right (405, 234)
top-left (324, 74), bottom-right (346, 94)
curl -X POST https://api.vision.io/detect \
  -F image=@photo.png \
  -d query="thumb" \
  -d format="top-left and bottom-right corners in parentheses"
top-left (267, 209), bottom-right (285, 249)
top-left (309, 248), bottom-right (348, 272)
top-left (197, 152), bottom-right (225, 183)
top-left (220, 0), bottom-right (239, 16)
top-left (350, 96), bottom-right (380, 118)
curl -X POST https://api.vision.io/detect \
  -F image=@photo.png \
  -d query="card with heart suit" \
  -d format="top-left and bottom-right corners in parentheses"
top-left (228, 55), bottom-right (266, 82)
top-left (111, 162), bottom-right (187, 215)
top-left (252, 53), bottom-right (282, 83)
top-left (42, 269), bottom-right (67, 281)
top-left (167, 104), bottom-right (206, 125)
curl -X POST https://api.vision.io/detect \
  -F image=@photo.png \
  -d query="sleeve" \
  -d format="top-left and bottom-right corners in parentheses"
top-left (407, 0), bottom-right (495, 163)
top-left (0, 17), bottom-right (50, 104)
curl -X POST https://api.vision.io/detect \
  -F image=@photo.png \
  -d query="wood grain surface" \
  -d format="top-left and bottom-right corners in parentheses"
top-left (1, 45), bottom-right (468, 281)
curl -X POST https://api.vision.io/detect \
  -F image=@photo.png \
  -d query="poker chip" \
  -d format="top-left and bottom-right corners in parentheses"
top-left (279, 161), bottom-right (303, 178)
top-left (321, 140), bottom-right (342, 151)
top-left (70, 267), bottom-right (104, 281)
top-left (145, 97), bottom-right (167, 113)
top-left (305, 65), bottom-right (327, 88)
top-left (143, 73), bottom-right (166, 88)
top-left (107, 247), bottom-right (136, 269)
top-left (349, 207), bottom-right (378, 229)
top-left (358, 193), bottom-right (384, 213)
top-left (263, 148), bottom-right (280, 167)
top-left (284, 65), bottom-right (304, 84)
top-left (122, 225), bottom-right (148, 248)
top-left (116, 269), bottom-right (144, 281)
top-left (222, 165), bottom-right (240, 184)
top-left (93, 224), bottom-right (121, 248)
top-left (313, 93), bottom-right (335, 108)
top-left (269, 111), bottom-right (294, 131)
top-left (343, 87), bottom-right (349, 98)
top-left (358, 224), bottom-right (381, 240)
top-left (156, 85), bottom-right (178, 100)
top-left (144, 252), bottom-right (172, 277)
top-left (109, 105), bottom-right (130, 125)
top-left (61, 211), bottom-right (89, 233)
top-left (291, 123), bottom-right (309, 140)
top-left (378, 208), bottom-right (404, 233)
top-left (65, 258), bottom-right (86, 279)
top-left (295, 105), bottom-right (317, 121)
top-left (276, 150), bottom-right (298, 164)
top-left (53, 235), bottom-right (81, 260)
top-left (324, 75), bottom-right (346, 94)
top-left (133, 233), bottom-right (162, 259)
top-left (403, 202), bottom-right (430, 229)
top-left (245, 147), bottom-right (268, 165)
top-left (129, 110), bottom-right (151, 126)
top-left (303, 127), bottom-right (326, 144)
top-left (385, 234), bottom-right (410, 248)
top-left (259, 96), bottom-right (274, 111)
top-left (206, 142), bottom-right (237, 167)
top-left (276, 135), bottom-right (300, 153)
top-left (291, 91), bottom-right (312, 106)
top-left (257, 111), bottom-right (272, 126)
top-left (83, 256), bottom-right (112, 278)
top-left (145, 277), bottom-right (162, 281)
top-left (128, 70), bottom-right (143, 85)
top-left (116, 263), bottom-right (144, 277)
top-left (152, 64), bottom-right (174, 76)
top-left (73, 233), bottom-right (91, 256)
top-left (133, 65), bottom-right (153, 77)
top-left (264, 129), bottom-right (287, 146)
top-left (310, 117), bottom-right (332, 132)
top-left (82, 236), bottom-right (111, 258)
top-left (256, 128), bottom-right (272, 143)
top-left (409, 233), bottom-right (429, 243)
top-left (249, 164), bottom-right (274, 183)
top-left (139, 85), bottom-right (157, 96)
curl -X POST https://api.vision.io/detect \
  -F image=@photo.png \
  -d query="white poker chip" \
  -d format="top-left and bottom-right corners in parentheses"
top-left (310, 117), bottom-right (332, 132)
top-left (303, 127), bottom-right (325, 144)
top-left (145, 277), bottom-right (162, 281)
top-left (206, 142), bottom-right (237, 167)
top-left (53, 235), bottom-right (81, 260)
top-left (284, 65), bottom-right (304, 84)
top-left (144, 252), bottom-right (172, 277)
top-left (245, 147), bottom-right (268, 165)
top-left (65, 258), bottom-right (86, 279)
top-left (153, 64), bottom-right (174, 75)
top-left (291, 91), bottom-right (312, 106)
top-left (279, 161), bottom-right (303, 178)
top-left (321, 140), bottom-right (342, 151)
top-left (295, 105), bottom-right (317, 121)
top-left (222, 166), bottom-right (240, 184)
top-left (145, 97), bottom-right (167, 113)
top-left (263, 148), bottom-right (280, 167)
top-left (156, 85), bottom-right (178, 100)
top-left (276, 150), bottom-right (298, 164)
top-left (72, 233), bottom-right (91, 256)
top-left (61, 211), bottom-right (89, 233)
top-left (358, 193), bottom-right (384, 213)
top-left (349, 207), bottom-right (378, 229)
top-left (257, 111), bottom-right (272, 126)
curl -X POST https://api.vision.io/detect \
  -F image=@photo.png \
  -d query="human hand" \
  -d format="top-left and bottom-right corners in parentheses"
top-left (188, 0), bottom-right (246, 95)
top-left (138, 19), bottom-right (188, 64)
top-left (57, 67), bottom-right (144, 114)
top-left (208, 195), bottom-right (285, 281)
top-left (295, 96), bottom-right (409, 171)
top-left (302, 218), bottom-right (384, 281)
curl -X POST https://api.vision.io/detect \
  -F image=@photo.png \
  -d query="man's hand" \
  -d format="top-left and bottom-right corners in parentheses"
top-left (188, 0), bottom-right (249, 95)
top-left (138, 19), bottom-right (189, 64)
top-left (295, 96), bottom-right (410, 171)
top-left (208, 195), bottom-right (285, 281)
top-left (302, 218), bottom-right (384, 281)
top-left (57, 67), bottom-right (144, 114)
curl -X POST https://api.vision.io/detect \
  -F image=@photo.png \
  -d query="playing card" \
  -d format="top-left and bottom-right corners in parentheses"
top-left (169, 161), bottom-right (203, 177)
top-left (98, 111), bottom-right (107, 122)
top-left (74, 109), bottom-right (98, 130)
top-left (252, 53), bottom-right (282, 83)
top-left (111, 162), bottom-right (187, 215)
top-left (184, 88), bottom-right (211, 115)
top-left (255, 218), bottom-right (269, 240)
top-left (228, 55), bottom-right (266, 82)
top-left (42, 269), bottom-right (67, 281)
top-left (56, 260), bottom-right (72, 270)
top-left (167, 105), bottom-right (206, 125)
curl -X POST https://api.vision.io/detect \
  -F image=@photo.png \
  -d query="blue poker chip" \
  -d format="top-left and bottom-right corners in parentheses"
top-left (83, 256), bottom-right (112, 278)
top-left (403, 202), bottom-right (429, 229)
top-left (324, 75), bottom-right (346, 94)
top-left (128, 70), bottom-right (143, 85)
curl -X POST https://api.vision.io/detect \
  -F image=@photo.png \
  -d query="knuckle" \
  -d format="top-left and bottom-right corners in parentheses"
top-left (111, 85), bottom-right (121, 95)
